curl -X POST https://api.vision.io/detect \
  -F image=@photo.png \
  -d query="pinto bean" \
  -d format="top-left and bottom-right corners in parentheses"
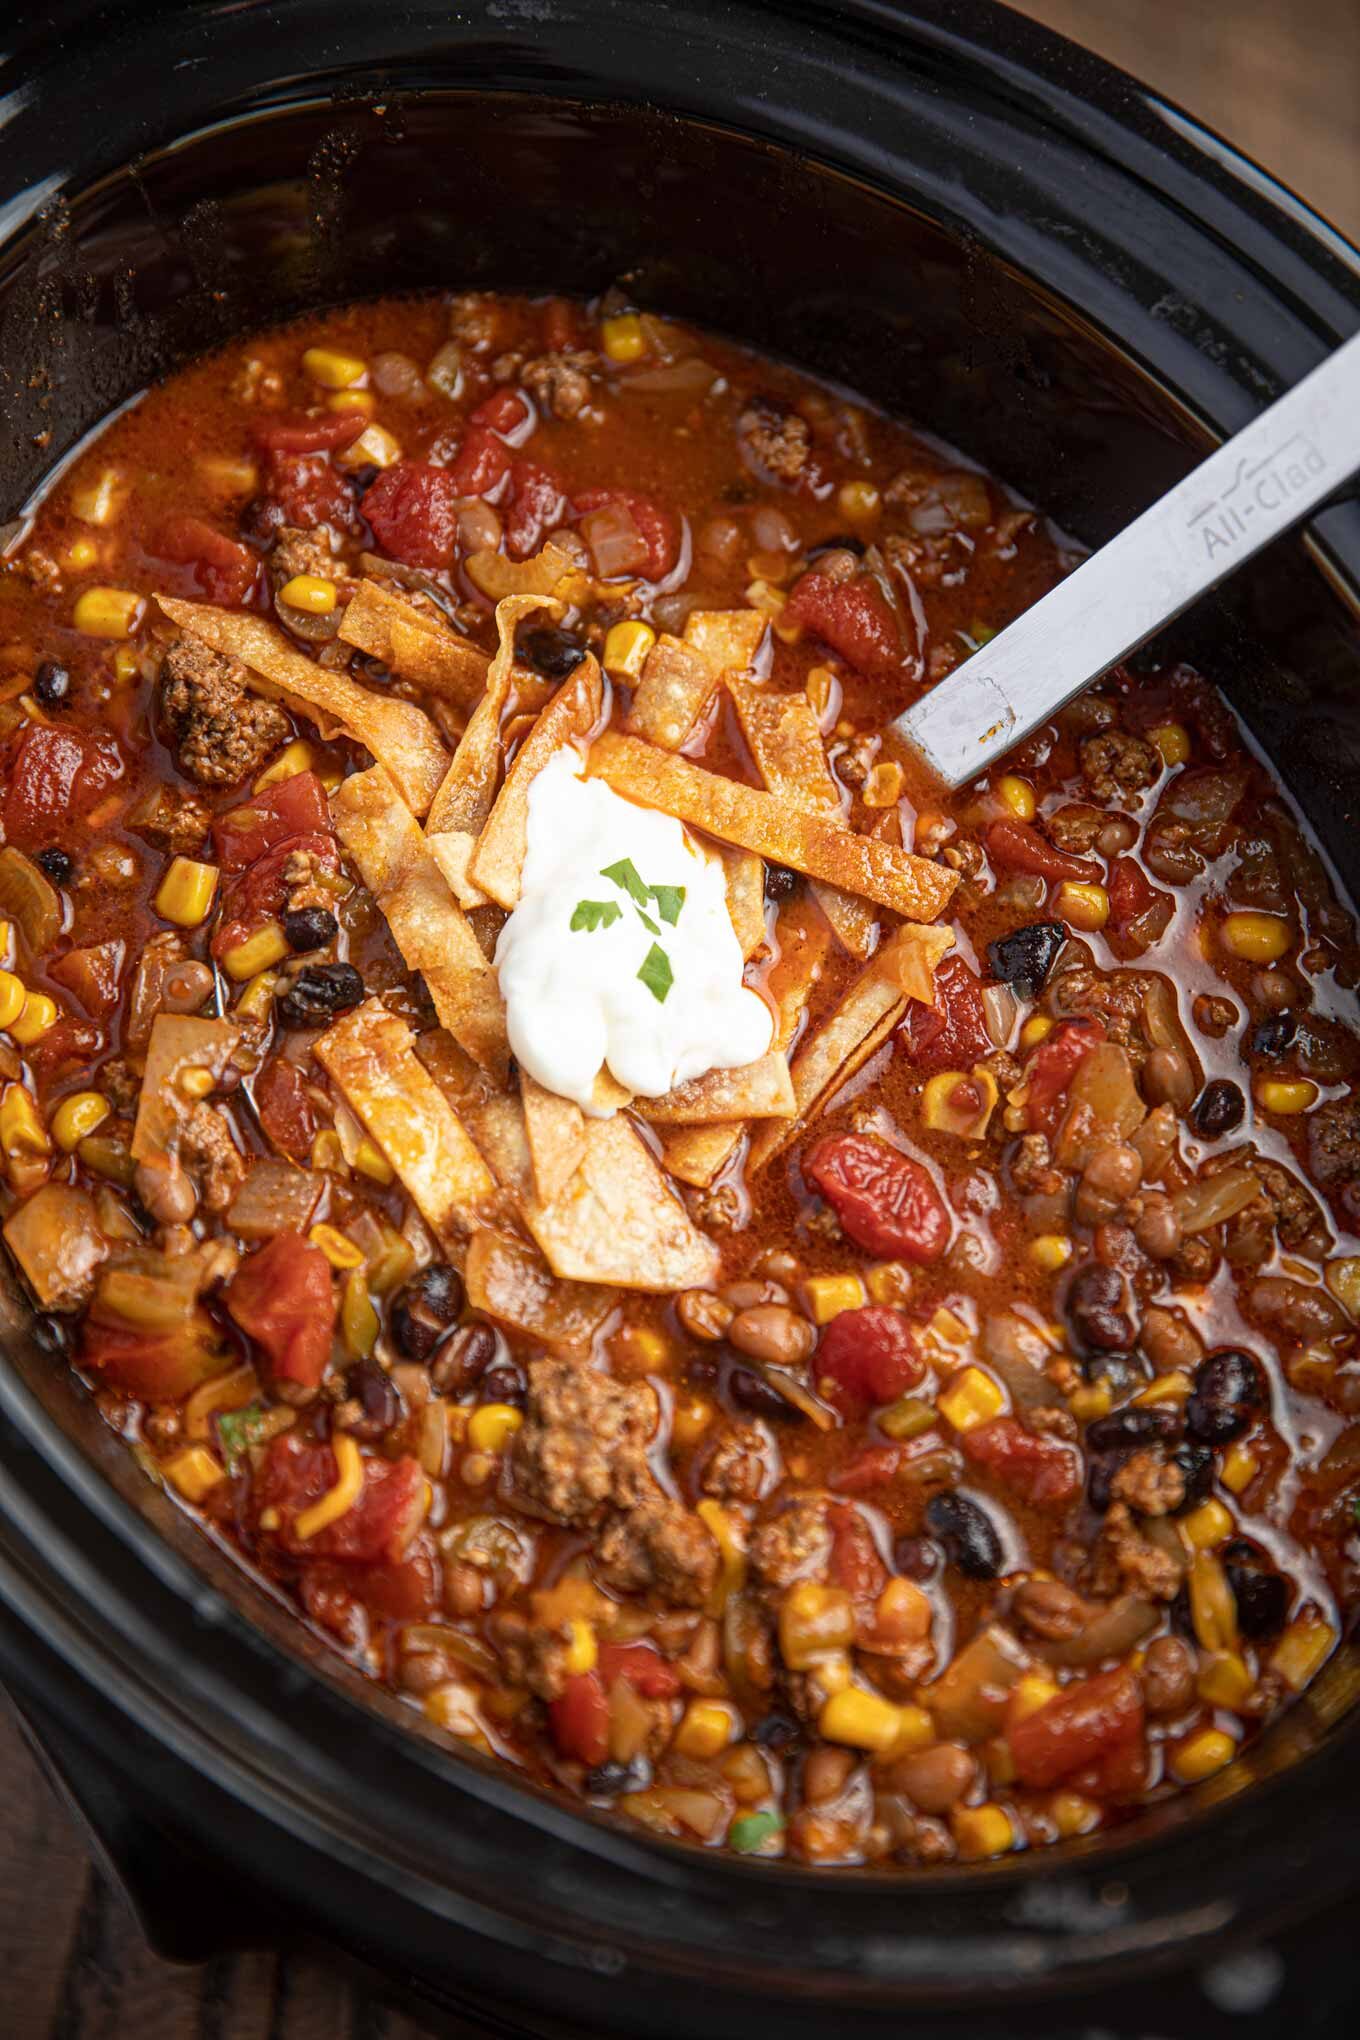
top-left (803, 1745), bottom-right (857, 1805)
top-left (1142, 1635), bottom-right (1195, 1718)
top-left (1141, 1306), bottom-right (1204, 1376)
top-left (1012, 1578), bottom-right (1091, 1642)
top-left (133, 1155), bottom-right (198, 1225)
top-left (677, 1289), bottom-right (735, 1342)
top-left (1075, 1142), bottom-right (1143, 1226)
top-left (1133, 1192), bottom-right (1183, 1260)
top-left (893, 1741), bottom-right (976, 1814)
top-left (729, 1303), bottom-right (815, 1366)
top-left (1143, 1047), bottom-right (1197, 1110)
top-left (1246, 1275), bottom-right (1346, 1344)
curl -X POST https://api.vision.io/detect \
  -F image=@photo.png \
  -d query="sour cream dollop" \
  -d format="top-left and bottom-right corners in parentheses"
top-left (496, 746), bottom-right (773, 1112)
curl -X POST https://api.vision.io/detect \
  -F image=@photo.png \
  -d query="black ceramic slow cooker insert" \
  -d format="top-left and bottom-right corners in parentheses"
top-left (1, 3), bottom-right (1358, 2032)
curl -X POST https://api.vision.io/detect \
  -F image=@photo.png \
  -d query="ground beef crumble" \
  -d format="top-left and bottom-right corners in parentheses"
top-left (509, 1359), bottom-right (658, 1523)
top-left (158, 638), bottom-right (290, 787)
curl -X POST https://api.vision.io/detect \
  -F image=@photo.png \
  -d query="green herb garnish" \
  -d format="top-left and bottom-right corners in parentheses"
top-left (637, 943), bottom-right (674, 1004)
top-left (650, 883), bottom-right (685, 926)
top-left (570, 899), bottom-right (623, 933)
top-left (217, 1403), bottom-right (269, 1477)
top-left (602, 860), bottom-right (685, 932)
top-left (729, 1809), bottom-right (785, 1855)
top-left (601, 856), bottom-right (651, 907)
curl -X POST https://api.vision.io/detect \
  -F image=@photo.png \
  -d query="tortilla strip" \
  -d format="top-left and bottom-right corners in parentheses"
top-left (338, 580), bottom-right (491, 706)
top-left (425, 593), bottom-right (549, 836)
top-left (426, 828), bottom-right (489, 910)
top-left (628, 607), bottom-right (767, 750)
top-left (132, 1015), bottom-right (243, 1167)
top-left (748, 922), bottom-right (955, 1171)
top-left (468, 654), bottom-right (604, 909)
top-left (466, 541), bottom-right (580, 602)
top-left (521, 1074), bottom-right (589, 1204)
top-left (157, 597), bottom-right (447, 817)
top-left (684, 608), bottom-right (768, 674)
top-left (315, 1000), bottom-right (501, 1244)
top-left (716, 842), bottom-right (767, 960)
top-left (464, 1229), bottom-right (614, 1348)
top-left (728, 679), bottom-right (876, 959)
top-left (638, 1050), bottom-right (795, 1125)
top-left (331, 766), bottom-right (510, 1082)
top-left (587, 732), bottom-right (957, 922)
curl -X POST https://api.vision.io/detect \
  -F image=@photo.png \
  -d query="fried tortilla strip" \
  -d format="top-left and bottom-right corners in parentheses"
top-left (639, 1050), bottom-right (795, 1125)
top-left (661, 896), bottom-right (831, 1187)
top-left (468, 654), bottom-right (604, 909)
top-left (716, 842), bottom-right (767, 960)
top-left (332, 766), bottom-right (510, 1083)
top-left (316, 1000), bottom-right (501, 1244)
top-left (132, 1015), bottom-right (243, 1167)
top-left (588, 732), bottom-right (956, 921)
top-left (465, 541), bottom-right (581, 602)
top-left (521, 1074), bottom-right (589, 1204)
top-left (628, 607), bottom-right (767, 750)
top-left (157, 597), bottom-right (447, 817)
top-left (338, 580), bottom-right (491, 706)
top-left (748, 921), bottom-right (955, 1171)
top-left (425, 592), bottom-right (550, 837)
top-left (728, 679), bottom-right (876, 959)
top-left (426, 829), bottom-right (489, 911)
top-left (464, 1229), bottom-right (614, 1349)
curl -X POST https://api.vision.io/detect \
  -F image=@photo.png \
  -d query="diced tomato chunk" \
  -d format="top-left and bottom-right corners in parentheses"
top-left (816, 1305), bottom-right (924, 1407)
top-left (225, 1232), bottom-right (336, 1394)
top-left (597, 1640), bottom-right (682, 1699)
top-left (783, 571), bottom-right (907, 683)
top-left (469, 387), bottom-right (533, 438)
top-left (827, 1503), bottom-right (887, 1601)
top-left (251, 411), bottom-right (368, 456)
top-left (212, 772), bottom-right (332, 869)
top-left (803, 1133), bottom-right (951, 1263)
top-left (253, 1056), bottom-right (317, 1159)
top-left (49, 940), bottom-right (124, 1018)
top-left (254, 1433), bottom-right (426, 1562)
top-left (81, 1312), bottom-right (232, 1402)
top-left (302, 1537), bottom-right (439, 1630)
top-left (899, 954), bottom-right (994, 1074)
top-left (549, 1669), bottom-right (611, 1767)
top-left (25, 1017), bottom-right (102, 1080)
top-left (363, 460), bottom-right (461, 567)
top-left (830, 1443), bottom-right (905, 1494)
top-left (151, 516), bottom-right (259, 606)
top-left (1106, 856), bottom-right (1175, 957)
top-left (504, 459), bottom-right (566, 559)
top-left (573, 487), bottom-right (678, 580)
top-left (1023, 1018), bottom-right (1105, 1137)
top-left (446, 424), bottom-right (512, 498)
top-left (961, 1416), bottom-right (1081, 1507)
top-left (3, 724), bottom-right (124, 847)
top-left (263, 452), bottom-right (357, 530)
top-left (1007, 1666), bottom-right (1144, 1789)
top-left (986, 818), bottom-right (1100, 883)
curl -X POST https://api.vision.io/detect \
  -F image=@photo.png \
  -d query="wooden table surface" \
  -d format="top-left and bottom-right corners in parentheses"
top-left (4, 5), bottom-right (1358, 2036)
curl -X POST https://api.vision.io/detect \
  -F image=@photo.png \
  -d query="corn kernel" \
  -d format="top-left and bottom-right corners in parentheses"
top-left (234, 970), bottom-right (279, 1021)
top-left (1020, 1014), bottom-right (1054, 1049)
top-left (65, 537), bottom-right (99, 571)
top-left (1325, 1256), bottom-right (1360, 1319)
top-left (1030, 1232), bottom-right (1073, 1272)
top-left (804, 1272), bottom-right (867, 1325)
top-left (806, 664), bottom-right (840, 723)
top-left (675, 1700), bottom-right (737, 1759)
top-left (813, 1651), bottom-right (852, 1698)
top-left (888, 1704), bottom-right (935, 1755)
top-left (175, 1065), bottom-right (216, 1102)
top-left (862, 759), bottom-right (904, 808)
top-left (602, 619), bottom-right (656, 679)
top-left (9, 993), bottom-right (58, 1046)
top-left (0, 925), bottom-right (12, 968)
top-left (162, 1444), bottom-right (226, 1503)
top-left (1197, 1650), bottom-right (1255, 1709)
top-left (222, 921), bottom-right (290, 979)
top-left (254, 739), bottom-right (317, 791)
top-left (0, 972), bottom-right (26, 1033)
top-left (198, 455), bottom-right (259, 494)
top-left (71, 469), bottom-right (123, 526)
top-left (819, 1686), bottom-right (903, 1752)
top-left (922, 1066), bottom-right (999, 1140)
top-left (837, 479), bottom-right (881, 524)
top-left (1182, 1499), bottom-right (1233, 1551)
top-left (1255, 1077), bottom-right (1318, 1115)
top-left (671, 1393), bottom-right (714, 1447)
top-left (1010, 1674), bottom-right (1059, 1722)
top-left (1149, 722), bottom-right (1191, 767)
top-left (309, 1222), bottom-right (365, 1271)
top-left (73, 587), bottom-right (142, 638)
top-left (866, 1262), bottom-right (911, 1306)
top-left (696, 1498), bottom-right (747, 1613)
top-left (609, 1324), bottom-right (672, 1374)
top-left (1221, 1441), bottom-right (1259, 1495)
top-left (878, 1395), bottom-right (936, 1441)
top-left (340, 1269), bottom-right (379, 1362)
top-left (1270, 1614), bottom-right (1338, 1691)
top-left (1189, 1551), bottom-right (1238, 1651)
top-left (1057, 881), bottom-right (1110, 931)
top-left (1169, 1729), bottom-right (1236, 1784)
top-left (601, 312), bottom-right (646, 363)
top-left (310, 1129), bottom-right (346, 1173)
top-left (0, 1084), bottom-right (49, 1158)
top-left (302, 345), bottom-right (367, 388)
top-left (354, 1137), bottom-right (394, 1185)
top-left (279, 573), bottom-right (338, 615)
top-left (779, 1582), bottom-right (855, 1669)
top-left (983, 1736), bottom-right (1016, 1788)
top-left (937, 1366), bottom-right (1005, 1434)
top-left (563, 1618), bottom-right (597, 1677)
top-left (327, 389), bottom-right (376, 415)
top-left (1220, 910), bottom-right (1292, 963)
top-left (1052, 1791), bottom-right (1099, 1838)
top-left (112, 644), bottom-right (140, 683)
top-left (153, 856), bottom-right (220, 929)
top-left (1068, 1383), bottom-right (1112, 1422)
top-left (466, 1403), bottom-right (524, 1455)
top-left (340, 423), bottom-right (401, 471)
top-left (1132, 1369), bottom-right (1193, 1406)
top-left (51, 1092), bottom-right (110, 1152)
top-left (952, 1803), bottom-right (1015, 1860)
top-left (996, 774), bottom-right (1036, 821)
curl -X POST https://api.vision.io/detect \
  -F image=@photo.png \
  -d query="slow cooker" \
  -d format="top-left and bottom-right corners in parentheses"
top-left (1, 2), bottom-right (1358, 2031)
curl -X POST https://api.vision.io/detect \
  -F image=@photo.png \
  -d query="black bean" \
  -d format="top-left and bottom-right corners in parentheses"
top-left (807, 534), bottom-right (866, 560)
top-left (391, 1264), bottom-right (465, 1362)
top-left (240, 496), bottom-right (286, 543)
top-left (35, 847), bottom-right (73, 884)
top-left (1227, 1564), bottom-right (1290, 1639)
top-left (925, 1491), bottom-right (1003, 1580)
top-left (986, 920), bottom-right (1066, 1000)
top-left (752, 1712), bottom-right (800, 1750)
top-left (354, 653), bottom-right (392, 685)
top-left (33, 660), bottom-right (70, 706)
top-left (586, 1756), bottom-right (652, 1797)
top-left (1085, 1405), bottom-right (1181, 1454)
top-left (729, 1365), bottom-right (799, 1420)
top-left (1086, 1452), bottom-right (1124, 1514)
top-left (518, 625), bottom-right (586, 679)
top-left (763, 863), bottom-right (799, 904)
top-left (276, 961), bottom-right (364, 1028)
top-left (430, 1321), bottom-right (499, 1393)
top-left (1066, 1262), bottom-right (1137, 1353)
top-left (479, 1362), bottom-right (526, 1408)
top-left (351, 463), bottom-right (381, 493)
top-left (1186, 1348), bottom-right (1263, 1445)
top-left (1081, 1349), bottom-right (1151, 1395)
top-left (1169, 1582), bottom-right (1194, 1638)
top-left (1171, 1440), bottom-right (1215, 1510)
top-left (1249, 1011), bottom-right (1297, 1057)
top-left (346, 1355), bottom-right (401, 1435)
top-left (282, 906), bottom-right (339, 953)
top-left (1191, 1079), bottom-right (1246, 1139)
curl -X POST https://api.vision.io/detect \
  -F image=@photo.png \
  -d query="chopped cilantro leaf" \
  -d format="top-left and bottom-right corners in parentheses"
top-left (601, 856), bottom-right (651, 908)
top-left (571, 899), bottom-right (622, 933)
top-left (217, 1403), bottom-right (269, 1477)
top-left (651, 883), bottom-right (685, 926)
top-left (634, 906), bottom-right (660, 935)
top-left (637, 943), bottom-right (674, 1004)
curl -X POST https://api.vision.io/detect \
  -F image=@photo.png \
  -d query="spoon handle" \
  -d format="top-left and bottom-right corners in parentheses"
top-left (894, 326), bottom-right (1360, 789)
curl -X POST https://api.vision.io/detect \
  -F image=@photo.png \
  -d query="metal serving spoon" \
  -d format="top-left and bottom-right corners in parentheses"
top-left (894, 327), bottom-right (1360, 789)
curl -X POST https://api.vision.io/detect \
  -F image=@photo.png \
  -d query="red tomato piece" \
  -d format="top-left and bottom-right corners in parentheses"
top-left (985, 818), bottom-right (1101, 883)
top-left (253, 1056), bottom-right (317, 1159)
top-left (597, 1640), bottom-right (682, 1699)
top-left (303, 1538), bottom-right (439, 1629)
top-left (3, 724), bottom-right (124, 846)
top-left (363, 460), bottom-right (462, 566)
top-left (1106, 856), bottom-right (1175, 958)
top-left (816, 1305), bottom-right (925, 1407)
top-left (899, 954), bottom-right (994, 1074)
top-left (960, 1416), bottom-right (1081, 1507)
top-left (1023, 1018), bottom-right (1105, 1138)
top-left (212, 772), bottom-right (332, 869)
top-left (1007, 1666), bottom-right (1144, 1789)
top-left (469, 387), bottom-right (534, 439)
top-left (225, 1232), bottom-right (336, 1394)
top-left (573, 487), bottom-right (679, 580)
top-left (80, 1312), bottom-right (231, 1402)
top-left (254, 1433), bottom-right (426, 1562)
top-left (251, 411), bottom-right (368, 456)
top-left (783, 571), bottom-right (906, 683)
top-left (542, 297), bottom-right (582, 351)
top-left (25, 1017), bottom-right (103, 1081)
top-left (446, 424), bottom-right (513, 498)
top-left (828, 1503), bottom-right (888, 1601)
top-left (549, 1670), bottom-right (611, 1768)
top-left (803, 1133), bottom-right (951, 1263)
top-left (151, 515), bottom-right (259, 606)
top-left (263, 453), bottom-right (358, 530)
top-left (49, 940), bottom-right (124, 1018)
top-left (830, 1443), bottom-right (905, 1494)
top-left (504, 459), bottom-right (566, 559)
